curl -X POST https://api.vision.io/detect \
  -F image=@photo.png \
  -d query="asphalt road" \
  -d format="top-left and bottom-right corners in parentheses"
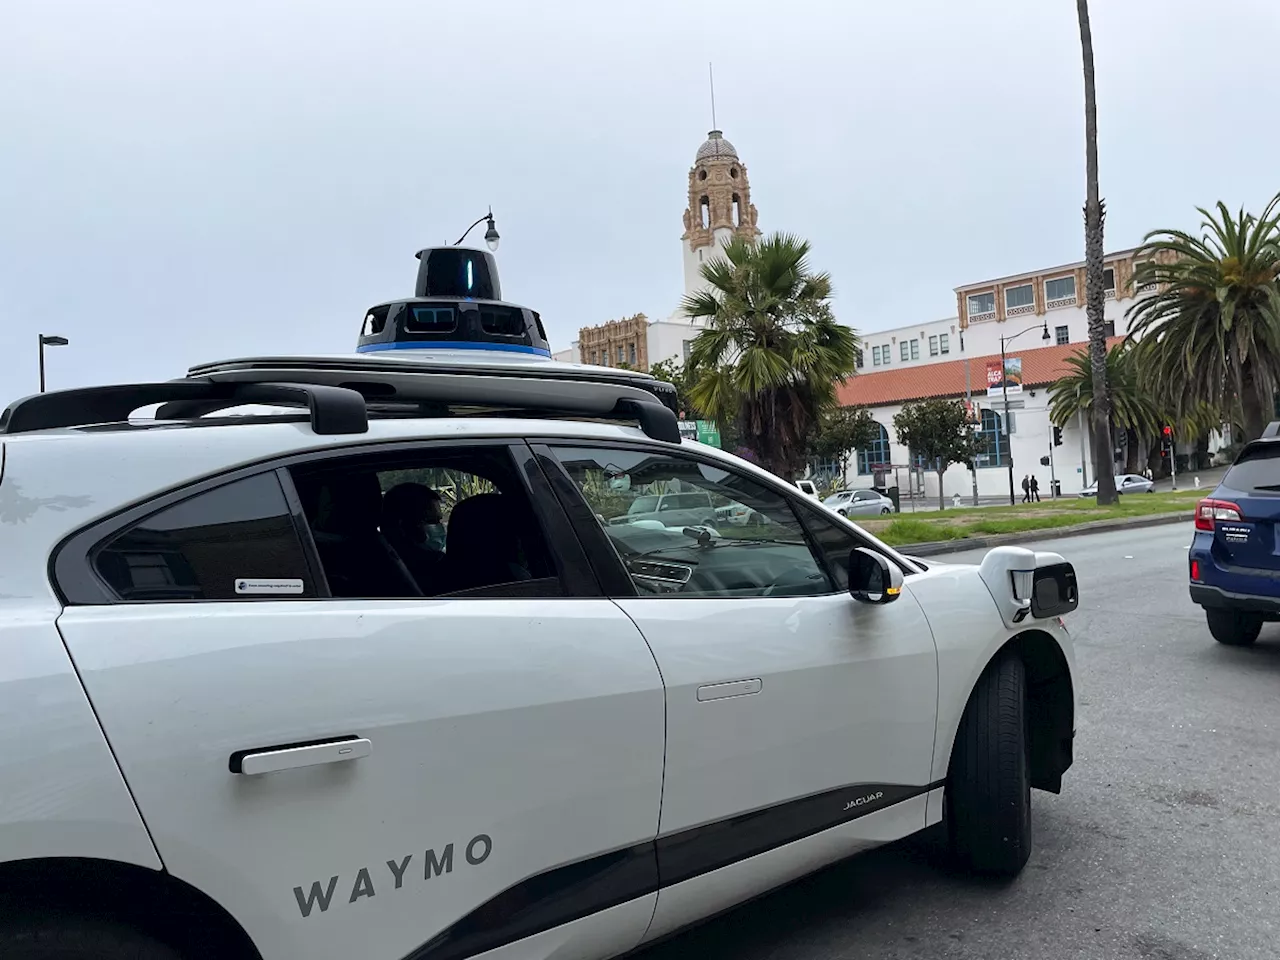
top-left (638, 522), bottom-right (1280, 960)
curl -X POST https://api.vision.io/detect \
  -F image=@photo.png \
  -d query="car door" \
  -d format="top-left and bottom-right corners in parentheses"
top-left (54, 440), bottom-right (666, 960)
top-left (540, 442), bottom-right (939, 943)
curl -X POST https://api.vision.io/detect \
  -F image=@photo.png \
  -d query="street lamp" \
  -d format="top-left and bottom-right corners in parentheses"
top-left (455, 208), bottom-right (500, 252)
top-left (998, 321), bottom-right (1051, 506)
top-left (37, 334), bottom-right (69, 393)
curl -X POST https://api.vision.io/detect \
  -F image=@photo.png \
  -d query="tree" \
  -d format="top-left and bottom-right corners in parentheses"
top-left (681, 232), bottom-right (860, 480)
top-left (1076, 0), bottom-right (1117, 505)
top-left (809, 406), bottom-right (881, 487)
top-left (1125, 194), bottom-right (1280, 442)
top-left (647, 358), bottom-right (701, 421)
top-left (892, 399), bottom-right (981, 511)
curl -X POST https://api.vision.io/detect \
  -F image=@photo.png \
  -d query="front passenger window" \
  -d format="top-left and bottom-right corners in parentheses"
top-left (551, 446), bottom-right (833, 598)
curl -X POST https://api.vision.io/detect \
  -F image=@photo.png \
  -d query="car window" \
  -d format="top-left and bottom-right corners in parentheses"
top-left (795, 501), bottom-right (904, 592)
top-left (1223, 443), bottom-right (1280, 494)
top-left (93, 472), bottom-right (315, 602)
top-left (852, 491), bottom-right (873, 501)
top-left (288, 447), bottom-right (562, 599)
top-left (550, 445), bottom-right (833, 599)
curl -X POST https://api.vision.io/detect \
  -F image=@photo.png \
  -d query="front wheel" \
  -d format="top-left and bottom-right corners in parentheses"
top-left (880, 507), bottom-right (891, 515)
top-left (947, 652), bottom-right (1031, 876)
top-left (1206, 609), bottom-right (1262, 646)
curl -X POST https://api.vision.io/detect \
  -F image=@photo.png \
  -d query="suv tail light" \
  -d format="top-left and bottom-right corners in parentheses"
top-left (1195, 498), bottom-right (1242, 531)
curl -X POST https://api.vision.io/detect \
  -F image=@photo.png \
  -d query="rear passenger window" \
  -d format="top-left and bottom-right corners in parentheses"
top-left (1223, 445), bottom-right (1280, 494)
top-left (94, 473), bottom-right (314, 602)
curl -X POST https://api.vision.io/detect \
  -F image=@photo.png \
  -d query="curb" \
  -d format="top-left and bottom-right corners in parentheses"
top-left (895, 510), bottom-right (1194, 558)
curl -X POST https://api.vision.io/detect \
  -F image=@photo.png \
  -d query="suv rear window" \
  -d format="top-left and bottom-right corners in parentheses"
top-left (1223, 444), bottom-right (1280, 494)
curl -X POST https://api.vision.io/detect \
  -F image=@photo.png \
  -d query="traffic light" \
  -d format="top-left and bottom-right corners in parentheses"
top-left (1039, 455), bottom-right (1050, 466)
top-left (1052, 426), bottom-right (1063, 446)
top-left (1162, 425), bottom-right (1173, 438)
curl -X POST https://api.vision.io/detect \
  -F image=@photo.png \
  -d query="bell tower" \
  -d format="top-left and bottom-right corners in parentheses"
top-left (681, 129), bottom-right (761, 298)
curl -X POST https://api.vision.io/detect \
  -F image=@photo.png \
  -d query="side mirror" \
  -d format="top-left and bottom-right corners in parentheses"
top-left (847, 547), bottom-right (904, 604)
top-left (1029, 562), bottom-right (1078, 618)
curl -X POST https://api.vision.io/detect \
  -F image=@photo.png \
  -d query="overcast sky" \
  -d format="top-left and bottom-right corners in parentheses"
top-left (2, 0), bottom-right (1277, 399)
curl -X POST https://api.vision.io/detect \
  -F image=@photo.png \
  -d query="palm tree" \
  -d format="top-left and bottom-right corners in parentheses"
top-left (1076, 0), bottom-right (1116, 504)
top-left (682, 232), bottom-right (859, 480)
top-left (1050, 343), bottom-right (1223, 474)
top-left (1125, 195), bottom-right (1280, 442)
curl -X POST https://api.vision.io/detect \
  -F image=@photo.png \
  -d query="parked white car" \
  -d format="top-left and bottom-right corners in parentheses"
top-left (0, 351), bottom-right (1079, 960)
top-left (824, 488), bottom-right (895, 517)
top-left (1079, 473), bottom-right (1155, 497)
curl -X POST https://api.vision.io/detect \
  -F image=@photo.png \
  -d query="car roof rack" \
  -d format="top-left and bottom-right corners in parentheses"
top-left (0, 363), bottom-right (683, 444)
top-left (0, 380), bottom-right (370, 436)
top-left (157, 361), bottom-right (683, 443)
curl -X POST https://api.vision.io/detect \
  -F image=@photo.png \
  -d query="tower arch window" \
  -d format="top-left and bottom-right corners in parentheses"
top-left (732, 193), bottom-right (741, 227)
top-left (856, 422), bottom-right (891, 475)
top-left (976, 409), bottom-right (1006, 467)
top-left (699, 169), bottom-right (708, 181)
top-left (730, 167), bottom-right (739, 179)
top-left (700, 196), bottom-right (710, 229)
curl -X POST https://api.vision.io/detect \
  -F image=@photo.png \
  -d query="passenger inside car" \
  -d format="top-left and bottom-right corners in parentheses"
top-left (381, 482), bottom-right (447, 588)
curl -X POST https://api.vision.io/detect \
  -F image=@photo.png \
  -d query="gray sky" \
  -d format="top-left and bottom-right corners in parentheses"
top-left (3, 0), bottom-right (1277, 400)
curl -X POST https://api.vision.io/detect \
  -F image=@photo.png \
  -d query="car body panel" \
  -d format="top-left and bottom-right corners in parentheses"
top-left (1080, 473), bottom-right (1153, 497)
top-left (55, 600), bottom-right (666, 960)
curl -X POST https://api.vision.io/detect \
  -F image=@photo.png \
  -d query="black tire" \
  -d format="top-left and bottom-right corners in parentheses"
top-left (947, 652), bottom-right (1031, 876)
top-left (0, 916), bottom-right (183, 960)
top-left (1206, 609), bottom-right (1262, 646)
top-left (880, 507), bottom-right (891, 515)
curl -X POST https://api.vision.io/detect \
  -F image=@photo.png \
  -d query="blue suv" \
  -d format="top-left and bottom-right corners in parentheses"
top-left (1189, 434), bottom-right (1280, 645)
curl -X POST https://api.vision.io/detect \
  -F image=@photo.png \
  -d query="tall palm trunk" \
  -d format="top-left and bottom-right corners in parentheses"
top-left (1077, 0), bottom-right (1117, 504)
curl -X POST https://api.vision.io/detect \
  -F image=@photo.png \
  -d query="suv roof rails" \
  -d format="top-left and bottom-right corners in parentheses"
top-left (158, 362), bottom-right (683, 443)
top-left (0, 381), bottom-right (369, 436)
top-left (0, 363), bottom-right (683, 444)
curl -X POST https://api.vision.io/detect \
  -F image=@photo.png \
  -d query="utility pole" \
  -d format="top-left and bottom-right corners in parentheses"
top-left (1000, 338), bottom-right (1015, 506)
top-left (1048, 434), bottom-right (1057, 499)
top-left (962, 332), bottom-right (979, 506)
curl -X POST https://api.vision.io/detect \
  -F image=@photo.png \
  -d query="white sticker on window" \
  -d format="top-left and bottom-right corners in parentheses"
top-left (235, 578), bottom-right (304, 595)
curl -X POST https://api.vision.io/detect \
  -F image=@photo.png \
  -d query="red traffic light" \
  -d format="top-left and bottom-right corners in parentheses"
top-left (1162, 425), bottom-right (1173, 436)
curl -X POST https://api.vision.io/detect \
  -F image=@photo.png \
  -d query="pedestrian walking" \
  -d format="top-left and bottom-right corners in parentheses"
top-left (1030, 475), bottom-right (1041, 502)
top-left (1021, 474), bottom-right (1031, 503)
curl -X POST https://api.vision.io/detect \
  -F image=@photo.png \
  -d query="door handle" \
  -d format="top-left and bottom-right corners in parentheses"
top-left (230, 736), bottom-right (372, 775)
top-left (697, 678), bottom-right (763, 702)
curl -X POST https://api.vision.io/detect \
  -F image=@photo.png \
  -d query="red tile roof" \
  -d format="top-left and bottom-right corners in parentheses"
top-left (837, 337), bottom-right (1124, 408)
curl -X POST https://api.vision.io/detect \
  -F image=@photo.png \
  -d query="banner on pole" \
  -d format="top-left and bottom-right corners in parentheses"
top-left (986, 357), bottom-right (1023, 397)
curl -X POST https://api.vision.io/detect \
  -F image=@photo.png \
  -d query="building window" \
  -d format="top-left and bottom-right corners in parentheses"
top-left (1045, 276), bottom-right (1076, 303)
top-left (939, 333), bottom-right (950, 354)
top-left (591, 351), bottom-right (598, 365)
top-left (1055, 325), bottom-right (1069, 346)
top-left (1103, 320), bottom-right (1115, 338)
top-left (1104, 268), bottom-right (1115, 291)
top-left (629, 342), bottom-right (637, 366)
top-left (682, 340), bottom-right (692, 362)
top-left (700, 196), bottom-right (710, 228)
top-left (881, 345), bottom-right (890, 365)
top-left (929, 336), bottom-right (939, 356)
top-left (872, 345), bottom-right (882, 366)
top-left (732, 193), bottom-right (741, 227)
top-left (968, 292), bottom-right (996, 317)
top-left (855, 348), bottom-right (864, 369)
top-left (976, 409), bottom-right (1006, 468)
top-left (856, 422), bottom-right (891, 475)
top-left (910, 340), bottom-right (919, 360)
top-left (1005, 284), bottom-right (1034, 310)
top-left (900, 341), bottom-right (910, 361)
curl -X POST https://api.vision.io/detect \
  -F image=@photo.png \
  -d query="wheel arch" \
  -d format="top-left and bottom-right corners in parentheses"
top-left (0, 857), bottom-right (261, 960)
top-left (946, 630), bottom-right (1075, 794)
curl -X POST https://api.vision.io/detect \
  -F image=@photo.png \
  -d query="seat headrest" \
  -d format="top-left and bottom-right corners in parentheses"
top-left (313, 472), bottom-right (384, 535)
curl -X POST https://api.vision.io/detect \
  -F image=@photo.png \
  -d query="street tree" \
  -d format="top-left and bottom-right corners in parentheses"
top-left (682, 232), bottom-right (860, 480)
top-left (1126, 194), bottom-right (1280, 442)
top-left (809, 406), bottom-right (881, 487)
top-left (892, 399), bottom-right (982, 511)
top-left (1076, 0), bottom-right (1117, 505)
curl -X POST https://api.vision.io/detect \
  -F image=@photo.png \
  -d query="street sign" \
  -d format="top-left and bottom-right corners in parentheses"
top-left (695, 420), bottom-right (721, 448)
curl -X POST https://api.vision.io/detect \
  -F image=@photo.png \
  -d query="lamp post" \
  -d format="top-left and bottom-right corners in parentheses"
top-left (998, 322), bottom-right (1051, 506)
top-left (37, 334), bottom-right (69, 393)
top-left (454, 208), bottom-right (500, 251)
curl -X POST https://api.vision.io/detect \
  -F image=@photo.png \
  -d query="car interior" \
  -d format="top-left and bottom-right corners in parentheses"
top-left (289, 452), bottom-right (559, 599)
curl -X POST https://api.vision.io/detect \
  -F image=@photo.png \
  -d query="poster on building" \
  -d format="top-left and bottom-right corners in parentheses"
top-left (986, 357), bottom-right (1023, 397)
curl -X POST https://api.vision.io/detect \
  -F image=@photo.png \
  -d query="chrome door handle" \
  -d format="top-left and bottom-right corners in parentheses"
top-left (230, 737), bottom-right (372, 775)
top-left (697, 678), bottom-right (763, 702)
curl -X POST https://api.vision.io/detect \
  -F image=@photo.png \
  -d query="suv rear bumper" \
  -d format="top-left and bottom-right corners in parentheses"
top-left (1190, 582), bottom-right (1280, 617)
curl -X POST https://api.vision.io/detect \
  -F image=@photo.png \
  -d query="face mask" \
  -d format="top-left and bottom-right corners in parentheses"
top-left (424, 523), bottom-right (447, 551)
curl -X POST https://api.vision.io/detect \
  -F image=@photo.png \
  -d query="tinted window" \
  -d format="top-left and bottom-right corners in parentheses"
top-left (479, 305), bottom-right (527, 337)
top-left (796, 503), bottom-right (896, 592)
top-left (1224, 445), bottom-right (1280, 494)
top-left (406, 306), bottom-right (457, 333)
top-left (94, 473), bottom-right (313, 602)
top-left (552, 446), bottom-right (832, 599)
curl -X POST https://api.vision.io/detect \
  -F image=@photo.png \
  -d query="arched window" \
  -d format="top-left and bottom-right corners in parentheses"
top-left (856, 422), bottom-right (891, 475)
top-left (976, 409), bottom-right (1006, 467)
top-left (732, 193), bottom-right (741, 227)
top-left (700, 196), bottom-right (710, 228)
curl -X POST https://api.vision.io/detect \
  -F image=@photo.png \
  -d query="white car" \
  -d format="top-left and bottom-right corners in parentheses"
top-left (0, 352), bottom-right (1079, 960)
top-left (1079, 473), bottom-right (1155, 497)
top-left (824, 488), bottom-right (895, 517)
